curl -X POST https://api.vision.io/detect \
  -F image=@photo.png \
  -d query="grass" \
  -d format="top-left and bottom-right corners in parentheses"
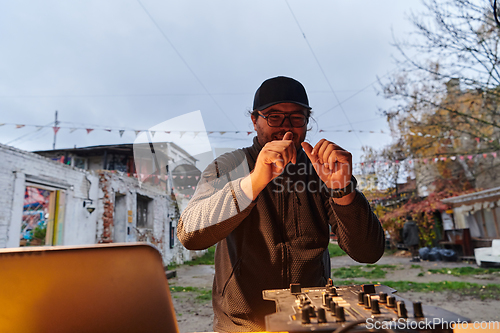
top-left (167, 246), bottom-right (216, 270)
top-left (428, 266), bottom-right (500, 276)
top-left (328, 243), bottom-right (347, 257)
top-left (169, 286), bottom-right (212, 302)
top-left (332, 264), bottom-right (397, 279)
top-left (334, 280), bottom-right (500, 300)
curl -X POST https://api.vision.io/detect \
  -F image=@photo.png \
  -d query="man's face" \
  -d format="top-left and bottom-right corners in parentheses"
top-left (251, 102), bottom-right (308, 149)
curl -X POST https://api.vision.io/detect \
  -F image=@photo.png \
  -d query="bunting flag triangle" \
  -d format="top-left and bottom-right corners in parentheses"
top-left (135, 130), bottom-right (141, 137)
top-left (105, 129), bottom-right (112, 132)
top-left (493, 152), bottom-right (497, 158)
top-left (208, 131), bottom-right (214, 135)
top-left (53, 127), bottom-right (60, 134)
top-left (0, 123), bottom-right (5, 126)
top-left (69, 128), bottom-right (77, 133)
top-left (150, 131), bottom-right (155, 137)
top-left (220, 131), bottom-right (226, 135)
top-left (16, 124), bottom-right (25, 129)
top-left (36, 126), bottom-right (43, 130)
top-left (119, 130), bottom-right (125, 137)
top-left (193, 131), bottom-right (200, 138)
top-left (86, 128), bottom-right (94, 134)
top-left (165, 131), bottom-right (170, 134)
top-left (319, 129), bottom-right (324, 133)
top-left (247, 131), bottom-right (252, 136)
top-left (180, 131), bottom-right (186, 138)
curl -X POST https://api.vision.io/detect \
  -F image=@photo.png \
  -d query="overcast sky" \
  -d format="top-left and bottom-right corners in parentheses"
top-left (0, 0), bottom-right (425, 168)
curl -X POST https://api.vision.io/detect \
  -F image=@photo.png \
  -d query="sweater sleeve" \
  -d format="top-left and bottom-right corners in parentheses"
top-left (328, 190), bottom-right (385, 263)
top-left (177, 151), bottom-right (256, 250)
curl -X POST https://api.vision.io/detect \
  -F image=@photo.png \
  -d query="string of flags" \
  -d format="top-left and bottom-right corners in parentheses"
top-left (357, 150), bottom-right (500, 169)
top-left (0, 122), bottom-right (387, 137)
top-left (408, 131), bottom-right (498, 143)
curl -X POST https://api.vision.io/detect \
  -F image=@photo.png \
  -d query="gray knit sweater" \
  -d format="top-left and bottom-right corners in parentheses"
top-left (177, 137), bottom-right (385, 332)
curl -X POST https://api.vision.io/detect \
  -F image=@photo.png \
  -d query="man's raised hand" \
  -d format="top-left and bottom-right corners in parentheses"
top-left (301, 139), bottom-right (355, 204)
top-left (241, 131), bottom-right (296, 200)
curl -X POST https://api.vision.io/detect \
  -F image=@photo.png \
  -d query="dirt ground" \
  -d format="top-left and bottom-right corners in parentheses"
top-left (168, 252), bottom-right (500, 333)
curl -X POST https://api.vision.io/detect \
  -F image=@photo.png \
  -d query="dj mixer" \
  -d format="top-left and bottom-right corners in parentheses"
top-left (263, 279), bottom-right (470, 332)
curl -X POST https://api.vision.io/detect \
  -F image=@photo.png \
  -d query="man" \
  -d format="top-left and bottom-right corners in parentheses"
top-left (178, 76), bottom-right (385, 332)
top-left (403, 215), bottom-right (420, 262)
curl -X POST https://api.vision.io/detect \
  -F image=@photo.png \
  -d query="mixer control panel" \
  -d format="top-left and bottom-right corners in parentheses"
top-left (263, 280), bottom-right (469, 332)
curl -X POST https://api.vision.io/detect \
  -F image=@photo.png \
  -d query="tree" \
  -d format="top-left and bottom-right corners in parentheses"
top-left (360, 140), bottom-right (409, 193)
top-left (381, 0), bottom-right (500, 190)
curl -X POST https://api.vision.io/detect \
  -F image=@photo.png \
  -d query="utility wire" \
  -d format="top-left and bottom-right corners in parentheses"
top-left (136, 0), bottom-right (238, 130)
top-left (284, 0), bottom-right (363, 145)
top-left (0, 89), bottom-right (370, 99)
top-left (6, 122), bottom-right (53, 145)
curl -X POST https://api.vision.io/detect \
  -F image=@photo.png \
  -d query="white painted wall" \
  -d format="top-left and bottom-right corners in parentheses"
top-left (0, 143), bottom-right (99, 248)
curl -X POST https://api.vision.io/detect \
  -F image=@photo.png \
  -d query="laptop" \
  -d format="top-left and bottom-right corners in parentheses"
top-left (0, 243), bottom-right (179, 333)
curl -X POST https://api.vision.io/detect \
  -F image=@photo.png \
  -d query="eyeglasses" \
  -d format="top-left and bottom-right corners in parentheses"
top-left (257, 112), bottom-right (308, 128)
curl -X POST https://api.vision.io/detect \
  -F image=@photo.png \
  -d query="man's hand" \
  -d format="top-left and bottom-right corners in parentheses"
top-left (301, 139), bottom-right (355, 205)
top-left (241, 132), bottom-right (296, 200)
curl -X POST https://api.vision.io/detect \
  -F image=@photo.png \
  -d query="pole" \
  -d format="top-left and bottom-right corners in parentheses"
top-left (53, 110), bottom-right (58, 150)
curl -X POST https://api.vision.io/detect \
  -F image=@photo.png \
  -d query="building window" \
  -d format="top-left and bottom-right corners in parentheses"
top-left (73, 157), bottom-right (87, 170)
top-left (169, 221), bottom-right (175, 249)
top-left (21, 186), bottom-right (66, 246)
top-left (136, 195), bottom-right (153, 229)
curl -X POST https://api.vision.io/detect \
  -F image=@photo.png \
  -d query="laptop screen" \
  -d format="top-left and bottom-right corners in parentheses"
top-left (0, 243), bottom-right (179, 333)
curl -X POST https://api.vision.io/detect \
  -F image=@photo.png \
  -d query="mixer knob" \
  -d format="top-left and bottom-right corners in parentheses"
top-left (329, 300), bottom-right (337, 314)
top-left (379, 292), bottom-right (387, 303)
top-left (358, 291), bottom-right (365, 304)
top-left (309, 306), bottom-right (317, 318)
top-left (371, 299), bottom-right (381, 314)
top-left (290, 283), bottom-right (301, 294)
top-left (322, 293), bottom-right (328, 306)
top-left (363, 294), bottom-right (371, 309)
top-left (301, 305), bottom-right (311, 324)
top-left (397, 301), bottom-right (407, 318)
top-left (336, 306), bottom-right (346, 322)
top-left (362, 284), bottom-right (376, 294)
top-left (387, 296), bottom-right (396, 308)
top-left (328, 286), bottom-right (338, 296)
top-left (413, 301), bottom-right (424, 318)
top-left (317, 308), bottom-right (327, 323)
top-left (327, 278), bottom-right (333, 287)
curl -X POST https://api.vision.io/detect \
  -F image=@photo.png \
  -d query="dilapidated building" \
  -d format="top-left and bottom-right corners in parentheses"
top-left (0, 142), bottom-right (202, 266)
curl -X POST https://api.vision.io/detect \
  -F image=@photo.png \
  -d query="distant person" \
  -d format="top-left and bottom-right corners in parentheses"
top-left (403, 215), bottom-right (420, 262)
top-left (177, 76), bottom-right (385, 332)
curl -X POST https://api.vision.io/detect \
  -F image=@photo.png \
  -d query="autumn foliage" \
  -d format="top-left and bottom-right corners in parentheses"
top-left (378, 177), bottom-right (476, 247)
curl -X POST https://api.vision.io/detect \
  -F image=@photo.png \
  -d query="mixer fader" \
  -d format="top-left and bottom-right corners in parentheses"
top-left (263, 279), bottom-right (470, 332)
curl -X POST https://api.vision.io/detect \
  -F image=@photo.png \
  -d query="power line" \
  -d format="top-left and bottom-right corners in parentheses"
top-left (135, 0), bottom-right (238, 130)
top-left (0, 89), bottom-right (372, 99)
top-left (6, 122), bottom-right (53, 145)
top-left (284, 0), bottom-right (363, 146)
top-left (316, 62), bottom-right (409, 119)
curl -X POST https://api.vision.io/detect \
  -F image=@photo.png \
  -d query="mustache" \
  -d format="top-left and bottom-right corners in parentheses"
top-left (273, 131), bottom-right (296, 139)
